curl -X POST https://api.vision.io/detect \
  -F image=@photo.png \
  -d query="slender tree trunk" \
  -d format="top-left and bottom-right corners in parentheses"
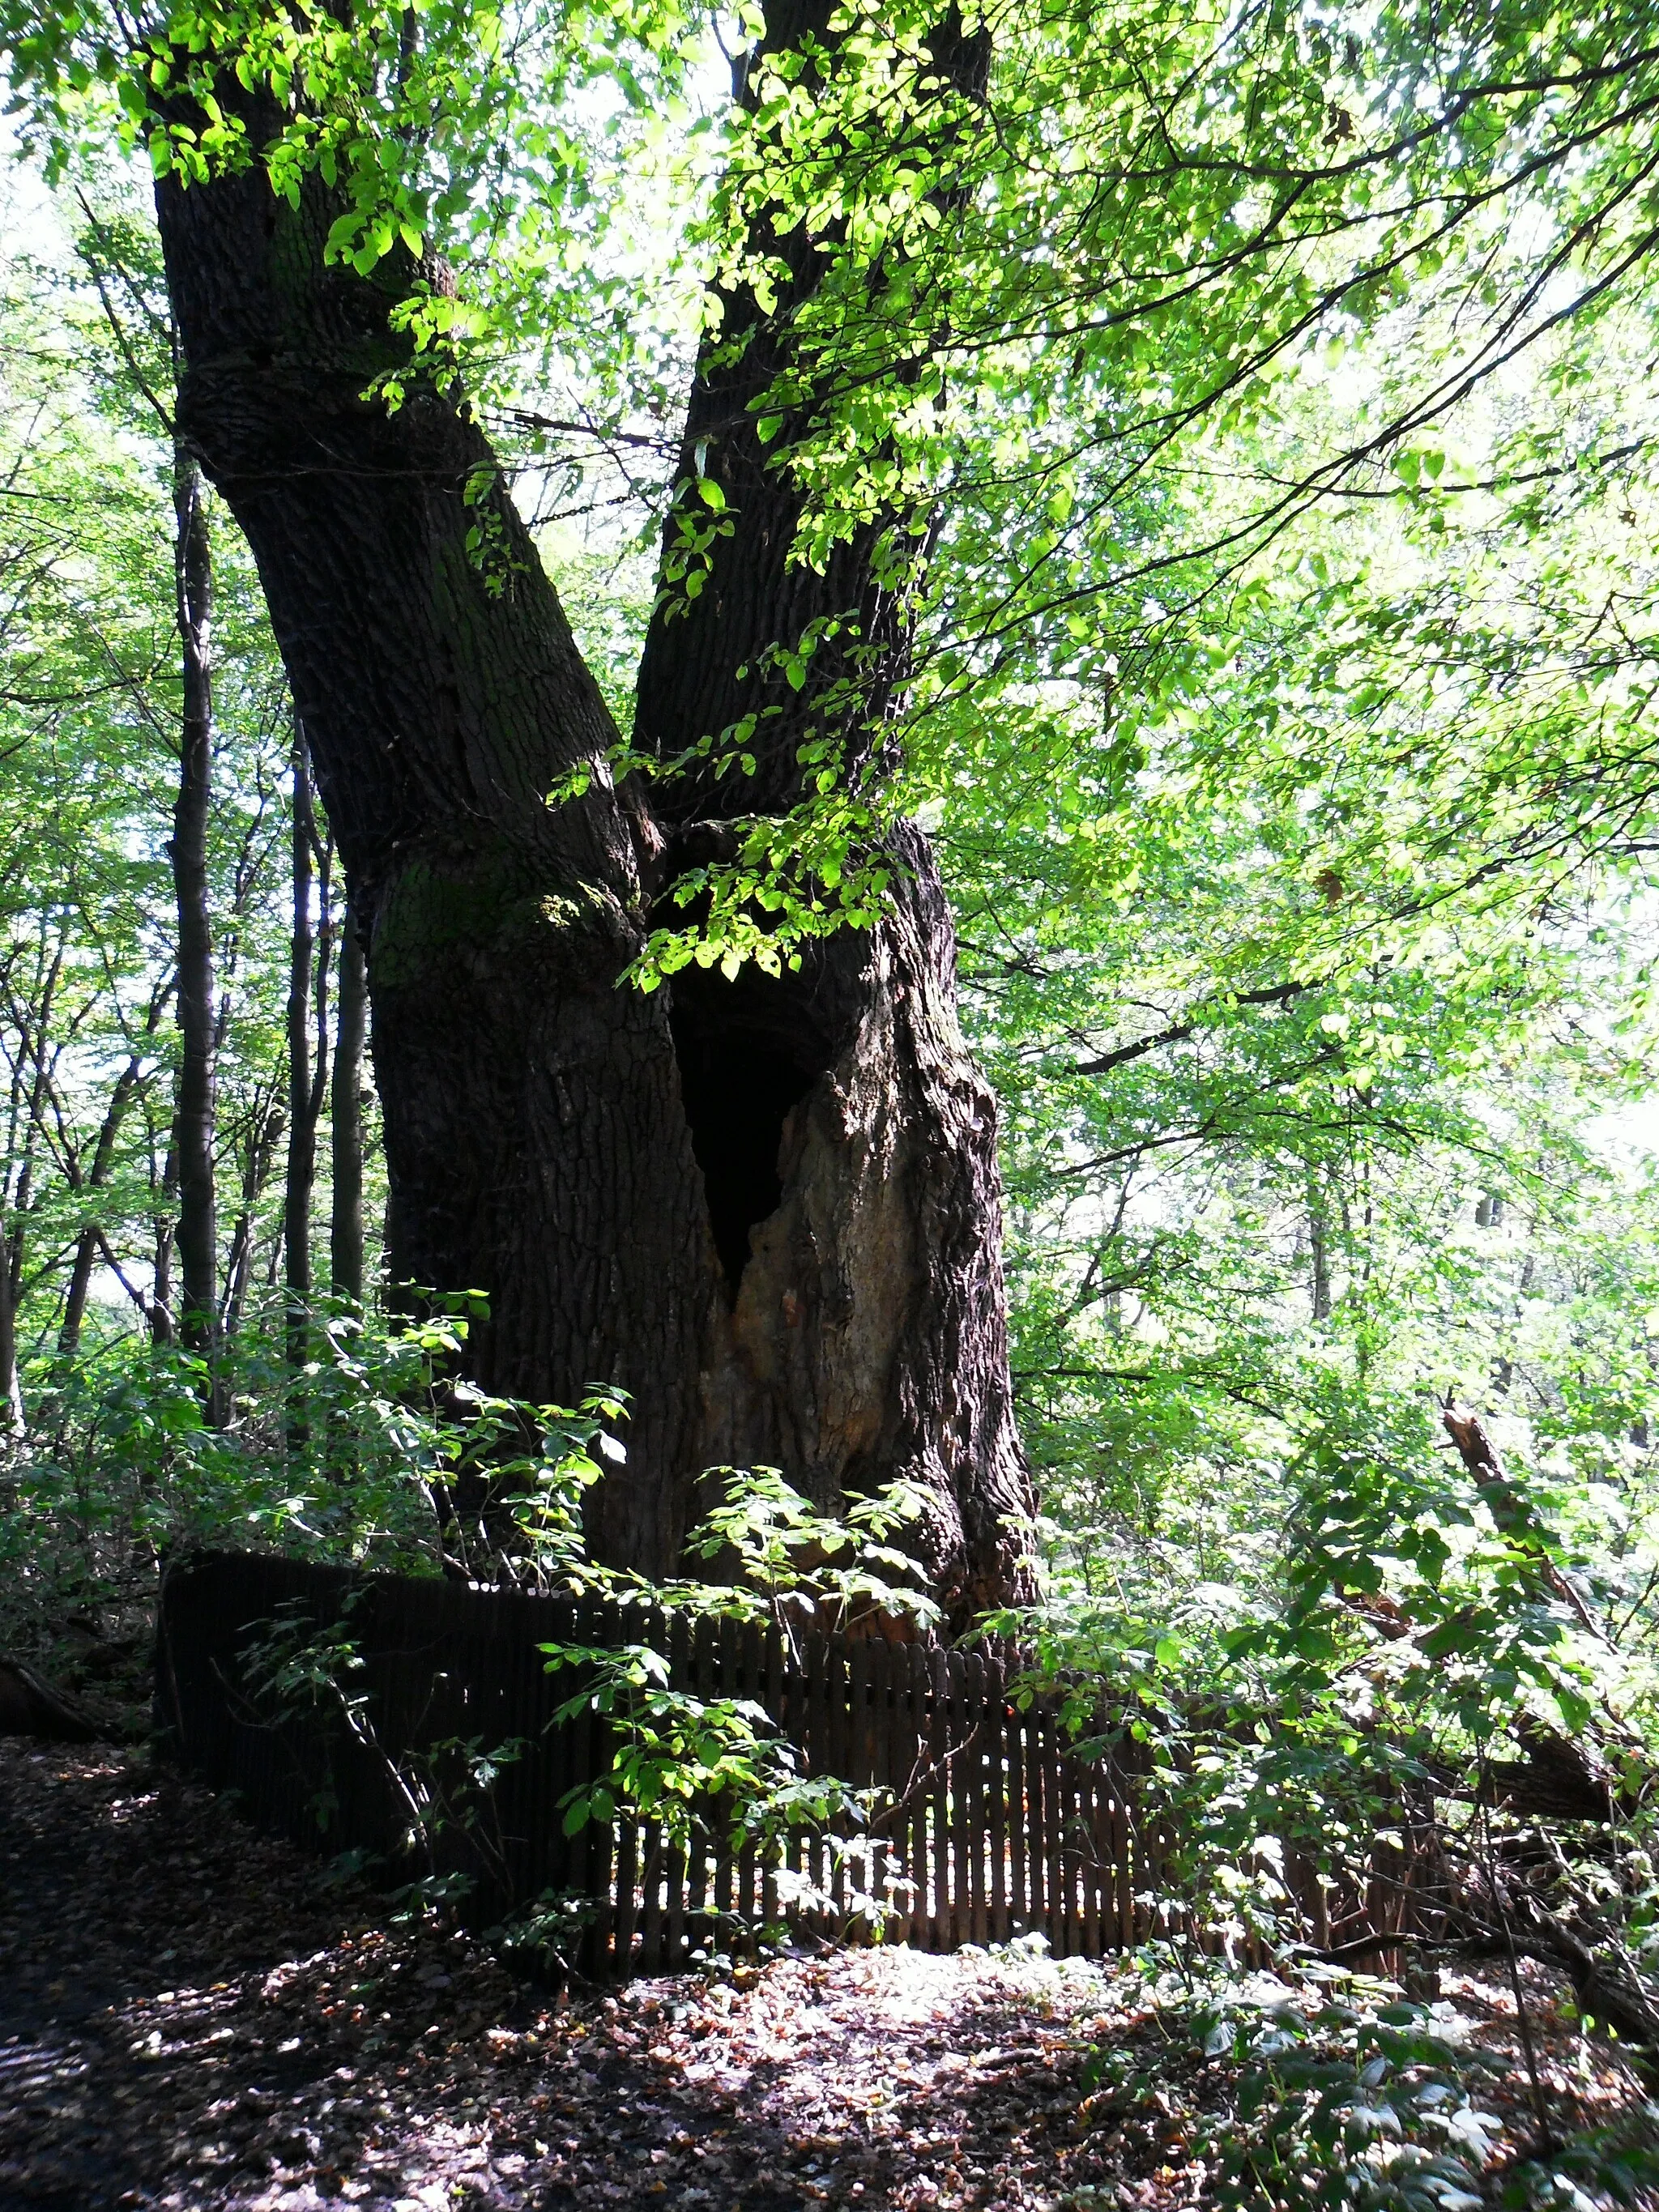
top-left (222, 1090), bottom-right (286, 1342)
top-left (0, 927), bottom-right (67, 1430)
top-left (155, 16), bottom-right (1034, 1610)
top-left (151, 1225), bottom-right (176, 1344)
top-left (0, 1219), bottom-right (23, 1438)
top-left (1308, 1171), bottom-right (1332, 1323)
top-left (170, 445), bottom-right (220, 1411)
top-left (58, 1230), bottom-right (100, 1364)
top-left (58, 982), bottom-right (170, 1360)
top-left (284, 722), bottom-right (331, 1390)
top-left (331, 897), bottom-right (369, 1305)
top-left (150, 1132), bottom-right (177, 1346)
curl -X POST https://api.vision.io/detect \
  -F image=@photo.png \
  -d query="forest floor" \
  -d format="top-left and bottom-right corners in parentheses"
top-left (1, 1739), bottom-right (1652, 2212)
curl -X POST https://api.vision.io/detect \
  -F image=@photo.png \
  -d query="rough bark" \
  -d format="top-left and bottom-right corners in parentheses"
top-left (157, 141), bottom-right (710, 1574)
top-left (169, 446), bottom-right (220, 1401)
top-left (153, 15), bottom-right (1034, 1610)
top-left (330, 896), bottom-right (369, 1305)
top-left (634, 2), bottom-right (983, 821)
top-left (632, 2), bottom-right (1028, 1608)
top-left (663, 840), bottom-right (1030, 1612)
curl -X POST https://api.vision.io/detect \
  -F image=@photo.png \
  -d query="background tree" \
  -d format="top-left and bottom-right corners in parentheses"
top-left (0, 185), bottom-right (344, 1400)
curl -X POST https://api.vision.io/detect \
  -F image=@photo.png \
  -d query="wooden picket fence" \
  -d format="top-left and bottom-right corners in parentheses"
top-left (156, 1551), bottom-right (1422, 1977)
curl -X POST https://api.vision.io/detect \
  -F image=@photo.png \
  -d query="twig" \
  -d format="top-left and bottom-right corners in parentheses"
top-left (1477, 1766), bottom-right (1556, 2155)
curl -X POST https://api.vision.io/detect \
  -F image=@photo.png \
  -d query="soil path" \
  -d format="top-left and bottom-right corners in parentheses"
top-left (0, 1743), bottom-right (1138, 2211)
top-left (1, 1744), bottom-right (1645, 2211)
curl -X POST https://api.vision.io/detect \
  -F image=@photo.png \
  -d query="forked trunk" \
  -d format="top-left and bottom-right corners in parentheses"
top-left (155, 29), bottom-right (1031, 1614)
top-left (159, 150), bottom-right (719, 1571)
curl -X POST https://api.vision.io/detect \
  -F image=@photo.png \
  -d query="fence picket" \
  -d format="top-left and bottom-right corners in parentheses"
top-left (847, 1636), bottom-right (869, 1935)
top-left (1007, 1675), bottom-right (1028, 1937)
top-left (928, 1646), bottom-right (950, 1951)
top-left (761, 1621), bottom-right (783, 1937)
top-left (685, 1613), bottom-right (711, 1958)
top-left (639, 1605), bottom-right (666, 1975)
top-left (666, 1610), bottom-right (691, 1973)
top-left (156, 1553), bottom-right (1418, 1980)
top-left (736, 1618), bottom-right (762, 1935)
top-left (962, 1652), bottom-right (986, 1946)
top-left (1024, 1700), bottom-right (1044, 1945)
top-left (986, 1647), bottom-right (1009, 1945)
top-left (906, 1642), bottom-right (931, 1948)
top-left (1060, 1730), bottom-right (1084, 1958)
top-left (1044, 1709), bottom-right (1068, 1955)
top-left (1081, 1733), bottom-right (1104, 1962)
top-left (708, 1616), bottom-right (735, 1946)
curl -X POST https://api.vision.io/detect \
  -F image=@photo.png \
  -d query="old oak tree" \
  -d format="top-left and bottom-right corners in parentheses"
top-left (96, 0), bottom-right (1035, 1607)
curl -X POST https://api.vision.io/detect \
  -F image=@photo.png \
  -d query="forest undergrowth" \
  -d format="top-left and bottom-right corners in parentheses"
top-left (6, 1323), bottom-right (1659, 2206)
top-left (3, 1737), bottom-right (1652, 2212)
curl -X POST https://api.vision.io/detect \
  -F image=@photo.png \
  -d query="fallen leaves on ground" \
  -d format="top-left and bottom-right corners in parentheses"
top-left (1, 1741), bottom-right (1653, 2210)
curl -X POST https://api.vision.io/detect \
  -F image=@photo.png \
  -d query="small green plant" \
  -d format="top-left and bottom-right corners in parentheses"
top-left (681, 1464), bottom-right (940, 1644)
top-left (488, 1886), bottom-right (602, 1975)
top-left (0, 1296), bottom-right (632, 1666)
top-left (215, 1453), bottom-right (938, 1958)
top-left (539, 1466), bottom-right (940, 1943)
top-left (1181, 1984), bottom-right (1496, 2211)
top-left (1073, 1960), bottom-right (1659, 2212)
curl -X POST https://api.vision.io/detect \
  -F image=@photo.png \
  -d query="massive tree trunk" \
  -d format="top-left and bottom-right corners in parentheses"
top-left (154, 13), bottom-right (1031, 1615)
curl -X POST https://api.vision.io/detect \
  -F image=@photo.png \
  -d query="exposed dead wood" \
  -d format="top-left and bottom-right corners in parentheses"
top-left (0, 1655), bottom-right (104, 1741)
top-left (1481, 1725), bottom-right (1617, 1825)
top-left (1442, 1403), bottom-right (1606, 1640)
top-left (1324, 1405), bottom-right (1649, 1829)
top-left (1510, 1907), bottom-right (1659, 2095)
